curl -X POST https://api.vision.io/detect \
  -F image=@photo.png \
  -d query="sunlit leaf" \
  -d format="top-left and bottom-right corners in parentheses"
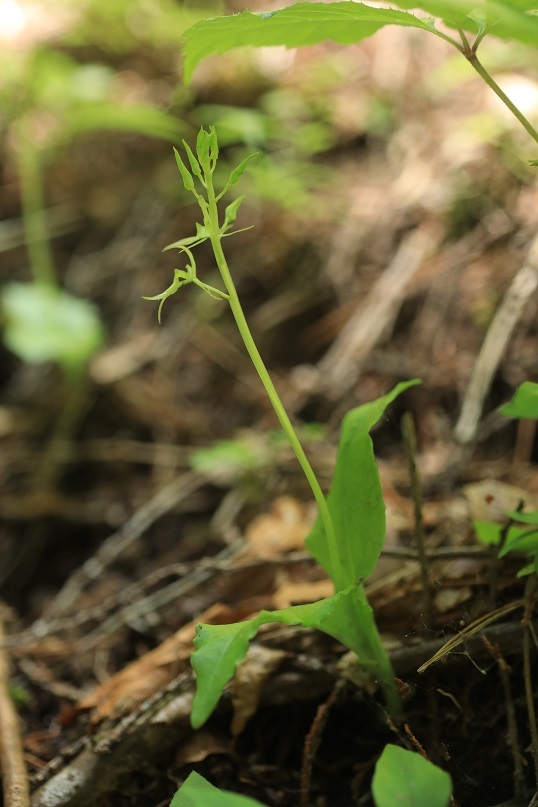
top-left (182, 1), bottom-right (538, 84)
top-left (182, 3), bottom-right (440, 83)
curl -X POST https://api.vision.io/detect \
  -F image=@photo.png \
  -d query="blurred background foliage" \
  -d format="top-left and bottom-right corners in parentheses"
top-left (0, 0), bottom-right (538, 589)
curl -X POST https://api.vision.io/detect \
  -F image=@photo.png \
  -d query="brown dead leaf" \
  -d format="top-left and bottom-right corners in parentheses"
top-left (434, 587), bottom-right (472, 613)
top-left (78, 603), bottom-right (257, 723)
top-left (239, 496), bottom-right (313, 561)
top-left (175, 730), bottom-right (230, 766)
top-left (272, 578), bottom-right (334, 610)
top-left (230, 644), bottom-right (286, 736)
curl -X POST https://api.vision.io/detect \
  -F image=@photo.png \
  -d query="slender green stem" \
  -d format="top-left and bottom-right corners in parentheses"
top-left (468, 54), bottom-right (538, 146)
top-left (203, 169), bottom-right (345, 590)
top-left (472, 25), bottom-right (489, 53)
top-left (16, 125), bottom-right (58, 287)
top-left (457, 28), bottom-right (538, 148)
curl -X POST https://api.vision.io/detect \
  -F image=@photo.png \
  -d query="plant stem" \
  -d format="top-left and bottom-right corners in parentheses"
top-left (203, 173), bottom-right (345, 590)
top-left (401, 412), bottom-right (430, 622)
top-left (457, 29), bottom-right (538, 148)
top-left (469, 54), bottom-right (538, 146)
top-left (17, 126), bottom-right (58, 287)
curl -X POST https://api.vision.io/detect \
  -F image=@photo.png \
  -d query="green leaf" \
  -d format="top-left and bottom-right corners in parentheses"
top-left (506, 510), bottom-right (538, 525)
top-left (1, 283), bottom-right (104, 370)
top-left (182, 1), bottom-right (538, 83)
top-left (181, 3), bottom-right (443, 84)
top-left (517, 562), bottom-right (536, 578)
top-left (191, 585), bottom-right (381, 728)
top-left (473, 519), bottom-right (503, 546)
top-left (474, 520), bottom-right (537, 552)
top-left (499, 528), bottom-right (538, 557)
top-left (174, 147), bottom-right (195, 191)
top-left (372, 745), bottom-right (452, 807)
top-left (170, 771), bottom-right (267, 807)
top-left (190, 435), bottom-right (269, 477)
top-left (306, 380), bottom-right (421, 588)
top-left (500, 382), bottom-right (538, 420)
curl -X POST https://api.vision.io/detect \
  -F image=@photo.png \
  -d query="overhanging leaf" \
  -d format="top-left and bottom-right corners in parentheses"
top-left (182, 3), bottom-right (440, 84)
top-left (182, 1), bottom-right (538, 84)
top-left (306, 380), bottom-right (420, 589)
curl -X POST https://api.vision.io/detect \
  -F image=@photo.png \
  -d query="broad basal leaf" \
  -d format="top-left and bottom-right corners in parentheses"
top-left (306, 380), bottom-right (420, 591)
top-left (170, 771), bottom-right (268, 807)
top-left (191, 585), bottom-right (397, 728)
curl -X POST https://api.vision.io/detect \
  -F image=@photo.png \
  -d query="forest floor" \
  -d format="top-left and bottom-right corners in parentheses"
top-left (1, 11), bottom-right (538, 807)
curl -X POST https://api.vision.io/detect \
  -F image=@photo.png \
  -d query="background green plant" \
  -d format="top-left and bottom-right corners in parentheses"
top-left (474, 382), bottom-right (538, 576)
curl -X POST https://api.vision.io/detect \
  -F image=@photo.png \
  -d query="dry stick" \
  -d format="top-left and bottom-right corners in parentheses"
top-left (0, 612), bottom-right (30, 807)
top-left (33, 471), bottom-right (204, 631)
top-left (529, 790), bottom-right (538, 807)
top-left (1, 545), bottom-right (498, 651)
top-left (300, 682), bottom-right (343, 807)
top-left (418, 599), bottom-right (525, 674)
top-left (481, 635), bottom-right (525, 804)
top-left (523, 575), bottom-right (538, 789)
top-left (454, 241), bottom-right (538, 444)
top-left (403, 722), bottom-right (460, 807)
top-left (401, 411), bottom-right (431, 621)
top-left (317, 225), bottom-right (435, 399)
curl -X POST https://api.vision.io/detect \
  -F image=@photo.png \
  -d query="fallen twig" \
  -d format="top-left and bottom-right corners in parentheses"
top-left (0, 609), bottom-right (30, 807)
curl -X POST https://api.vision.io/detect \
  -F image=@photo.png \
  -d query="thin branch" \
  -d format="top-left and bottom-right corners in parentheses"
top-left (0, 611), bottom-right (30, 807)
top-left (523, 576), bottom-right (538, 789)
top-left (401, 412), bottom-right (431, 621)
